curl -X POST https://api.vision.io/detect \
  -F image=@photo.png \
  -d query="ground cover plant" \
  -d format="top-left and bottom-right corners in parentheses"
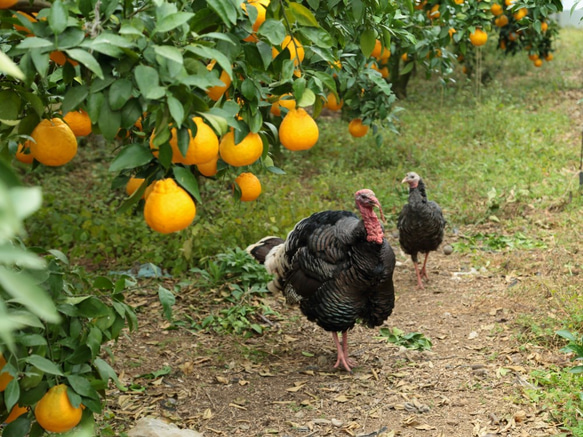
top-left (1, 19), bottom-right (583, 437)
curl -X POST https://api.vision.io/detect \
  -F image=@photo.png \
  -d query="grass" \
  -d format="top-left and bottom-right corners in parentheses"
top-left (12, 27), bottom-right (583, 435)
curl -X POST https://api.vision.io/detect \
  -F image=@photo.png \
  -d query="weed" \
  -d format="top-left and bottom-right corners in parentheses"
top-left (452, 232), bottom-right (547, 253)
top-left (556, 330), bottom-right (583, 374)
top-left (376, 327), bottom-right (433, 351)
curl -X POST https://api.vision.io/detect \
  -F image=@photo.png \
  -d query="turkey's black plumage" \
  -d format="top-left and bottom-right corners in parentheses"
top-left (397, 172), bottom-right (446, 288)
top-left (246, 189), bottom-right (396, 372)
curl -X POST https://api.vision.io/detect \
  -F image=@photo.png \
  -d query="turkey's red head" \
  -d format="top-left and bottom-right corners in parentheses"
top-left (402, 172), bottom-right (420, 188)
top-left (355, 189), bottom-right (385, 244)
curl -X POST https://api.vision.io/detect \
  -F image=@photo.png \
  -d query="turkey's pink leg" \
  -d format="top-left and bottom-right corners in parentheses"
top-left (332, 332), bottom-right (353, 372)
top-left (413, 260), bottom-right (425, 289)
top-left (341, 331), bottom-right (357, 368)
top-left (420, 253), bottom-right (430, 280)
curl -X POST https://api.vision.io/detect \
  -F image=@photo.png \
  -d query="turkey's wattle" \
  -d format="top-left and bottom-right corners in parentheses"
top-left (397, 172), bottom-right (446, 288)
top-left (246, 189), bottom-right (396, 372)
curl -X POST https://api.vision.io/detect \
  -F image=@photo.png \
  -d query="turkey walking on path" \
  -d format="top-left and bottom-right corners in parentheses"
top-left (246, 189), bottom-right (396, 372)
top-left (397, 172), bottom-right (446, 289)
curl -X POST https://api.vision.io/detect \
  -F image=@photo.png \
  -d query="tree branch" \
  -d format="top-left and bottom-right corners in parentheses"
top-left (13, 0), bottom-right (52, 13)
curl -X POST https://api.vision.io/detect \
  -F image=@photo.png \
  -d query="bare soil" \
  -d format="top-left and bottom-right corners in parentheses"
top-left (106, 225), bottom-right (580, 437)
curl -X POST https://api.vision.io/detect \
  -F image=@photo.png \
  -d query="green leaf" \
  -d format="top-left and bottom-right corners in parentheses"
top-left (173, 166), bottom-right (201, 203)
top-left (59, 408), bottom-right (95, 437)
top-left (48, 0), bottom-right (68, 35)
top-left (108, 79), bottom-right (133, 111)
top-left (0, 267), bottom-right (60, 323)
top-left (297, 88), bottom-right (315, 108)
top-left (0, 50), bottom-right (25, 80)
top-left (4, 377), bottom-right (20, 411)
top-left (167, 96), bottom-right (185, 127)
top-left (67, 375), bottom-right (100, 399)
top-left (207, 0), bottom-right (239, 25)
top-left (0, 246), bottom-right (46, 269)
top-left (16, 38), bottom-right (53, 50)
top-left (360, 28), bottom-right (376, 57)
top-left (154, 45), bottom-right (184, 65)
top-left (158, 286), bottom-right (175, 322)
top-left (134, 65), bottom-right (165, 100)
top-left (65, 49), bottom-right (104, 79)
top-left (25, 355), bottom-right (64, 376)
top-left (2, 416), bottom-right (31, 437)
top-left (98, 98), bottom-right (121, 141)
top-left (62, 85), bottom-right (89, 115)
top-left (76, 296), bottom-right (112, 318)
top-left (154, 12), bottom-right (194, 33)
top-left (0, 91), bottom-right (22, 120)
top-left (287, 2), bottom-right (319, 27)
top-left (109, 144), bottom-right (153, 172)
top-left (10, 187), bottom-right (42, 221)
top-left (257, 19), bottom-right (286, 46)
top-left (352, 0), bottom-right (364, 21)
top-left (94, 357), bottom-right (126, 391)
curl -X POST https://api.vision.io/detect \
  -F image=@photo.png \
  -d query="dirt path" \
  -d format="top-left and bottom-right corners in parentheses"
top-left (107, 233), bottom-right (570, 437)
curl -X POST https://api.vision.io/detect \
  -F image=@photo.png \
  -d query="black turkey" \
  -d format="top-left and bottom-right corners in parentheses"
top-left (397, 172), bottom-right (446, 288)
top-left (246, 189), bottom-right (396, 372)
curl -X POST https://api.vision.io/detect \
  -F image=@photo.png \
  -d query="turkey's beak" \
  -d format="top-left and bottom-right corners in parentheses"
top-left (401, 177), bottom-right (408, 184)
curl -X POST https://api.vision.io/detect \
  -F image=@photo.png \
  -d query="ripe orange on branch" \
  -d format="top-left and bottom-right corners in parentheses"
top-left (207, 70), bottom-right (232, 101)
top-left (144, 179), bottom-right (196, 234)
top-left (5, 404), bottom-right (29, 424)
top-left (0, 354), bottom-right (13, 391)
top-left (150, 117), bottom-right (219, 165)
top-left (219, 130), bottom-right (263, 166)
top-left (270, 94), bottom-right (296, 116)
top-left (348, 118), bottom-right (369, 138)
top-left (272, 35), bottom-right (305, 66)
top-left (63, 109), bottom-right (92, 137)
top-left (234, 172), bottom-right (262, 201)
top-left (15, 144), bottom-right (34, 164)
top-left (469, 29), bottom-right (488, 46)
top-left (491, 3), bottom-right (503, 16)
top-left (34, 384), bottom-right (83, 433)
top-left (28, 118), bottom-right (78, 167)
top-left (278, 108), bottom-right (319, 151)
top-left (324, 93), bottom-right (343, 111)
top-left (241, 0), bottom-right (269, 42)
top-left (0, 0), bottom-right (18, 9)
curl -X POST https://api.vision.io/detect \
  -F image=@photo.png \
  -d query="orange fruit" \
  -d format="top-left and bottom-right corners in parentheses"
top-left (28, 118), bottom-right (78, 167)
top-left (513, 7), bottom-right (527, 20)
top-left (219, 130), bottom-right (263, 166)
top-left (144, 179), bottom-right (196, 234)
top-left (371, 63), bottom-right (389, 78)
top-left (197, 155), bottom-right (219, 177)
top-left (63, 109), bottom-right (92, 137)
top-left (533, 58), bottom-right (543, 67)
top-left (414, 0), bottom-right (426, 9)
top-left (150, 117), bottom-right (219, 165)
top-left (500, 40), bottom-right (507, 50)
top-left (544, 53), bottom-right (553, 61)
top-left (5, 404), bottom-right (29, 424)
top-left (15, 143), bottom-right (34, 164)
top-left (270, 94), bottom-right (296, 116)
top-left (454, 0), bottom-right (463, 4)
top-left (508, 31), bottom-right (518, 41)
top-left (34, 384), bottom-right (83, 433)
top-left (144, 181), bottom-right (157, 199)
top-left (324, 92), bottom-right (343, 111)
top-left (495, 15), bottom-right (509, 27)
top-left (505, 0), bottom-right (515, 5)
top-left (448, 28), bottom-right (456, 38)
top-left (541, 21), bottom-right (548, 32)
top-left (491, 3), bottom-right (503, 16)
top-left (401, 52), bottom-right (408, 62)
top-left (242, 0), bottom-right (269, 42)
top-left (427, 4), bottom-right (440, 19)
top-left (126, 177), bottom-right (146, 197)
top-left (371, 39), bottom-right (390, 61)
top-left (278, 108), bottom-right (319, 151)
top-left (234, 172), bottom-right (262, 201)
top-left (348, 118), bottom-right (369, 138)
top-left (0, 354), bottom-right (13, 391)
top-left (49, 51), bottom-right (79, 67)
top-left (528, 53), bottom-right (539, 61)
top-left (0, 0), bottom-right (18, 8)
top-left (207, 70), bottom-right (232, 101)
top-left (469, 28), bottom-right (488, 47)
top-left (272, 35), bottom-right (304, 66)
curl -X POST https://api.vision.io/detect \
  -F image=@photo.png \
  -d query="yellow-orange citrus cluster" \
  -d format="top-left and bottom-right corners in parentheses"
top-left (219, 130), bottom-right (263, 166)
top-left (34, 384), bottom-right (83, 433)
top-left (28, 118), bottom-right (78, 166)
top-left (279, 108), bottom-right (319, 151)
top-left (234, 172), bottom-right (262, 201)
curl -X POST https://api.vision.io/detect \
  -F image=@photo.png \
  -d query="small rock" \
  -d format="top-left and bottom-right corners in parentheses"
top-left (312, 418), bottom-right (331, 425)
top-left (514, 410), bottom-right (527, 422)
top-left (128, 417), bottom-right (203, 437)
top-left (443, 244), bottom-right (453, 255)
top-left (331, 419), bottom-right (343, 427)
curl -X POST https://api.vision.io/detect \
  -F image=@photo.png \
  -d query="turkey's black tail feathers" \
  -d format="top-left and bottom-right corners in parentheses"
top-left (246, 237), bottom-right (285, 264)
